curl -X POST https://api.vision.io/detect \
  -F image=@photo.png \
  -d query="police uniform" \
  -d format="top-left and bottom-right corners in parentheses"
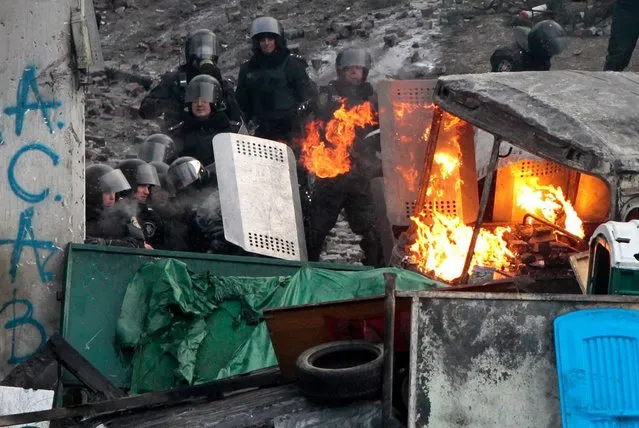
top-left (307, 79), bottom-right (384, 267)
top-left (604, 0), bottom-right (639, 71)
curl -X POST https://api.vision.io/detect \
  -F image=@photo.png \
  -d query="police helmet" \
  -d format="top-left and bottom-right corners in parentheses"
top-left (168, 156), bottom-right (205, 192)
top-left (185, 29), bottom-right (218, 75)
top-left (336, 48), bottom-right (372, 80)
top-left (528, 20), bottom-right (566, 59)
top-left (117, 159), bottom-right (161, 189)
top-left (138, 134), bottom-right (177, 164)
top-left (86, 164), bottom-right (131, 206)
top-left (185, 74), bottom-right (224, 111)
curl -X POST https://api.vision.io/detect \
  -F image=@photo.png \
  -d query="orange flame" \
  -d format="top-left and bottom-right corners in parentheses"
top-left (408, 112), bottom-right (513, 282)
top-left (298, 99), bottom-right (377, 178)
top-left (516, 178), bottom-right (585, 238)
top-left (409, 212), bottom-right (513, 282)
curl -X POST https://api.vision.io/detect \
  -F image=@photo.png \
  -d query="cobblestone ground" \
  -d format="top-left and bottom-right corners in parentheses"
top-left (320, 212), bottom-right (364, 265)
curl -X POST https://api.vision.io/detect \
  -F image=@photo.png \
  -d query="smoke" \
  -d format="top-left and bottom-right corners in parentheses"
top-left (96, 198), bottom-right (141, 236)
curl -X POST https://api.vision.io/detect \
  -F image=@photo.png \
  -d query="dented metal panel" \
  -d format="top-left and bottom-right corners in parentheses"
top-left (378, 80), bottom-right (437, 226)
top-left (404, 292), bottom-right (639, 428)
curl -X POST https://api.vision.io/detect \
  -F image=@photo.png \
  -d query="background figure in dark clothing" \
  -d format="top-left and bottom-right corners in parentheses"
top-left (604, 0), bottom-right (639, 71)
top-left (164, 156), bottom-right (250, 255)
top-left (490, 20), bottom-right (566, 72)
top-left (85, 164), bottom-right (145, 248)
top-left (236, 16), bottom-right (318, 146)
top-left (306, 48), bottom-right (383, 267)
top-left (139, 29), bottom-right (242, 131)
top-left (138, 133), bottom-right (178, 165)
top-left (169, 74), bottom-right (240, 166)
top-left (117, 159), bottom-right (162, 249)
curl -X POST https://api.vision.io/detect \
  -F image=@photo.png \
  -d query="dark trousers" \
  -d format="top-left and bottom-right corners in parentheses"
top-left (307, 173), bottom-right (383, 267)
top-left (604, 1), bottom-right (639, 71)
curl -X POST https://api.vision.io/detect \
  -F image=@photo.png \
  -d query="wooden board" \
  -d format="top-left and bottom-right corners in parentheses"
top-left (569, 251), bottom-right (590, 294)
top-left (264, 296), bottom-right (411, 380)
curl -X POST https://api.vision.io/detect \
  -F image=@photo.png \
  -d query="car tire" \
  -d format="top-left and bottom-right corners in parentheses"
top-left (294, 340), bottom-right (384, 403)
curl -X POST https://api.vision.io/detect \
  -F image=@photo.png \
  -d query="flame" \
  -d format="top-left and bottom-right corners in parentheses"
top-left (396, 165), bottom-right (419, 192)
top-left (516, 178), bottom-right (585, 238)
top-left (408, 112), bottom-right (514, 282)
top-left (298, 99), bottom-right (377, 178)
top-left (409, 211), bottom-right (513, 282)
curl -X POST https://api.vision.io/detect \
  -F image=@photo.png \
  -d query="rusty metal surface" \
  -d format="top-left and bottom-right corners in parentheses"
top-left (406, 292), bottom-right (639, 428)
top-left (435, 71), bottom-right (639, 177)
top-left (378, 80), bottom-right (437, 226)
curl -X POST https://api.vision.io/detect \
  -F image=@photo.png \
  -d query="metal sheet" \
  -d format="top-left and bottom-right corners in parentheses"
top-left (378, 80), bottom-right (437, 226)
top-left (62, 244), bottom-right (368, 388)
top-left (406, 292), bottom-right (639, 428)
top-left (213, 133), bottom-right (307, 260)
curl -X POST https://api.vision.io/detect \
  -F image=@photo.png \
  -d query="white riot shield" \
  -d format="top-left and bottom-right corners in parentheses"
top-left (378, 79), bottom-right (437, 226)
top-left (213, 133), bottom-right (307, 261)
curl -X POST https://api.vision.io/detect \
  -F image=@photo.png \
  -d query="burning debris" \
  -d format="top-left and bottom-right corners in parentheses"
top-left (402, 111), bottom-right (589, 284)
top-left (298, 99), bottom-right (377, 178)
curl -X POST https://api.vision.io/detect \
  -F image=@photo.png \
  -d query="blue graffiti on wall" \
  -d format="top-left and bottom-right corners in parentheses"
top-left (3, 66), bottom-right (62, 136)
top-left (8, 143), bottom-right (61, 204)
top-left (0, 290), bottom-right (47, 364)
top-left (0, 208), bottom-right (58, 283)
top-left (0, 64), bottom-right (65, 364)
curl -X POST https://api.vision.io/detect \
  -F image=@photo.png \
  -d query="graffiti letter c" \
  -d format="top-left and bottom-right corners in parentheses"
top-left (8, 143), bottom-right (60, 203)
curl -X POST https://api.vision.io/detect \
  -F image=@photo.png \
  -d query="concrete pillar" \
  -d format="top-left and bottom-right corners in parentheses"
top-left (0, 0), bottom-right (85, 378)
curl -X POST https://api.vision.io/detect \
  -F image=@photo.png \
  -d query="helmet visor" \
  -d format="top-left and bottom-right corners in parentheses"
top-left (99, 169), bottom-right (131, 194)
top-left (187, 33), bottom-right (217, 59)
top-left (169, 159), bottom-right (204, 191)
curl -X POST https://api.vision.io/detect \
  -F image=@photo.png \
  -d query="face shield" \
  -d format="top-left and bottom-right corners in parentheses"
top-left (186, 31), bottom-right (218, 75)
top-left (168, 159), bottom-right (204, 191)
top-left (99, 169), bottom-right (131, 194)
top-left (138, 141), bottom-right (169, 163)
top-left (134, 163), bottom-right (161, 187)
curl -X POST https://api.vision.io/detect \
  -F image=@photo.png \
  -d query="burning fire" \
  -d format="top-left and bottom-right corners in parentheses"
top-left (391, 103), bottom-right (436, 192)
top-left (409, 212), bottom-right (513, 282)
top-left (298, 99), bottom-right (377, 178)
top-left (516, 178), bottom-right (585, 238)
top-left (408, 112), bottom-right (514, 282)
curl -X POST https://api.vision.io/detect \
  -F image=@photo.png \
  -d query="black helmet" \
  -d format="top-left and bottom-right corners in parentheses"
top-left (527, 20), bottom-right (566, 59)
top-left (86, 164), bottom-right (131, 207)
top-left (168, 156), bottom-right (205, 192)
top-left (250, 17), bottom-right (286, 52)
top-left (184, 29), bottom-right (218, 75)
top-left (336, 48), bottom-right (372, 80)
top-left (185, 74), bottom-right (224, 111)
top-left (117, 159), bottom-right (161, 189)
top-left (150, 161), bottom-right (175, 195)
top-left (138, 134), bottom-right (177, 163)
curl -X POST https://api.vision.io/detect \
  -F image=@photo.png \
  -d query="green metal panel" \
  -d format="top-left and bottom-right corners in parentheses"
top-left (62, 244), bottom-right (369, 388)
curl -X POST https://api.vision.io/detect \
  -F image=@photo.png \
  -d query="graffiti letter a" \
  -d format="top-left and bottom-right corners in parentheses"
top-left (4, 66), bottom-right (62, 136)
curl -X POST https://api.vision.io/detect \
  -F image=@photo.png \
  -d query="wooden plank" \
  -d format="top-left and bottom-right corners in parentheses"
top-left (91, 384), bottom-right (323, 427)
top-left (48, 334), bottom-right (125, 400)
top-left (569, 251), bottom-right (590, 294)
top-left (264, 297), bottom-right (411, 380)
top-left (0, 368), bottom-right (283, 427)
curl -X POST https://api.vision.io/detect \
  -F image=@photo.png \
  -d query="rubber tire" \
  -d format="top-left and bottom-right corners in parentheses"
top-left (294, 340), bottom-right (384, 403)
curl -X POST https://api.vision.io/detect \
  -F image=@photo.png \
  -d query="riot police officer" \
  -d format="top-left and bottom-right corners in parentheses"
top-left (306, 48), bottom-right (384, 267)
top-left (139, 29), bottom-right (242, 130)
top-left (85, 164), bottom-right (146, 248)
top-left (604, 0), bottom-right (639, 71)
top-left (236, 16), bottom-right (318, 145)
top-left (169, 75), bottom-right (241, 166)
top-left (490, 20), bottom-right (566, 72)
top-left (116, 159), bottom-right (162, 249)
top-left (138, 133), bottom-right (178, 164)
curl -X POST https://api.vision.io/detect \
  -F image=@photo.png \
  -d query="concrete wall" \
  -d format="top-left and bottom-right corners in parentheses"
top-left (0, 1), bottom-right (85, 378)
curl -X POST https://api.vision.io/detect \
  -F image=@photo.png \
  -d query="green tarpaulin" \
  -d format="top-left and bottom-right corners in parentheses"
top-left (116, 259), bottom-right (444, 394)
